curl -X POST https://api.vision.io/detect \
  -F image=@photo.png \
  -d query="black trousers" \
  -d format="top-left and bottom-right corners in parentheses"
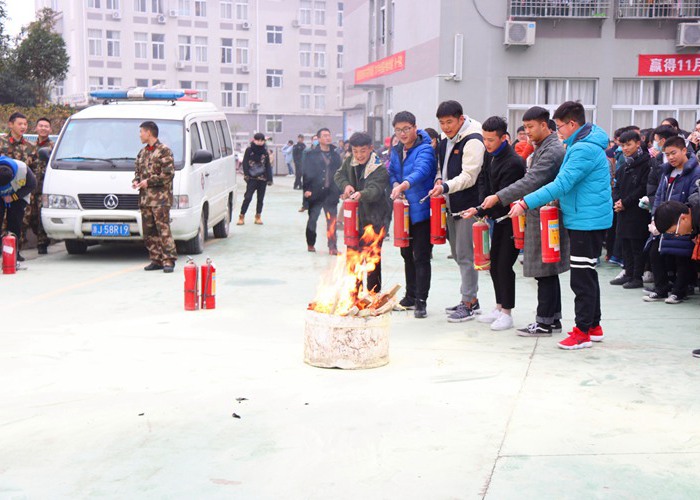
top-left (0, 199), bottom-right (27, 256)
top-left (568, 229), bottom-right (605, 333)
top-left (400, 219), bottom-right (432, 301)
top-left (489, 222), bottom-right (519, 310)
top-left (240, 179), bottom-right (267, 215)
top-left (535, 275), bottom-right (562, 325)
top-left (294, 161), bottom-right (302, 189)
top-left (622, 237), bottom-right (646, 281)
top-left (306, 198), bottom-right (338, 250)
top-left (650, 237), bottom-right (694, 298)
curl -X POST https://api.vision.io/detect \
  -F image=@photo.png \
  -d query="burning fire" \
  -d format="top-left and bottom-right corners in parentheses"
top-left (309, 225), bottom-right (399, 316)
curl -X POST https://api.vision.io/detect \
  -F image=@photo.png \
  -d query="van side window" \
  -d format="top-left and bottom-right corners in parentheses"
top-left (217, 120), bottom-right (233, 157)
top-left (191, 123), bottom-right (203, 157)
top-left (203, 121), bottom-right (221, 160)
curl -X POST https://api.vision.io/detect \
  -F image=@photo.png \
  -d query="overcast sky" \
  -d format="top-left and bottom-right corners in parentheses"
top-left (5, 3), bottom-right (37, 37)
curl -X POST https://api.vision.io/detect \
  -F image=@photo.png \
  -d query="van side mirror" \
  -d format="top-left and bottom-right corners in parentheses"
top-left (38, 147), bottom-right (51, 163)
top-left (192, 149), bottom-right (213, 164)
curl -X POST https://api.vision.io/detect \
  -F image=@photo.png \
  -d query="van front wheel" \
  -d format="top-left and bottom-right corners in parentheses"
top-left (179, 211), bottom-right (207, 254)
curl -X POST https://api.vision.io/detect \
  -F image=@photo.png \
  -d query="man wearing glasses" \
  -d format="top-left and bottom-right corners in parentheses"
top-left (389, 111), bottom-right (437, 318)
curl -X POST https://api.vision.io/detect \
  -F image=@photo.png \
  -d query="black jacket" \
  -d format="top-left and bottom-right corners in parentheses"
top-left (476, 143), bottom-right (526, 222)
top-left (302, 145), bottom-right (342, 204)
top-left (242, 143), bottom-right (272, 181)
top-left (613, 151), bottom-right (651, 239)
top-left (292, 142), bottom-right (306, 167)
top-left (437, 133), bottom-right (484, 213)
top-left (646, 153), bottom-right (664, 207)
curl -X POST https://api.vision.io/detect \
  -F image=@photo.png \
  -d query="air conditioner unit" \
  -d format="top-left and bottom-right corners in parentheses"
top-left (318, 68), bottom-right (327, 77)
top-left (504, 21), bottom-right (536, 47)
top-left (241, 21), bottom-right (251, 30)
top-left (111, 11), bottom-right (121, 20)
top-left (175, 61), bottom-right (186, 70)
top-left (291, 19), bottom-right (300, 28)
top-left (157, 14), bottom-right (167, 24)
top-left (169, 9), bottom-right (178, 17)
top-left (249, 102), bottom-right (259, 111)
top-left (677, 23), bottom-right (700, 48)
top-left (239, 65), bottom-right (250, 73)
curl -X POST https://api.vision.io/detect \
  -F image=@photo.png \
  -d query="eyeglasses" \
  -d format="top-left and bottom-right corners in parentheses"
top-left (394, 126), bottom-right (414, 136)
top-left (556, 121), bottom-right (571, 132)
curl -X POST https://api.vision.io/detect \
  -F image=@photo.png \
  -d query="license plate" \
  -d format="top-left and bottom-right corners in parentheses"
top-left (91, 223), bottom-right (131, 237)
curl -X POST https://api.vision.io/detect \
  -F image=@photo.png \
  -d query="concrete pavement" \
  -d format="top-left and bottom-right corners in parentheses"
top-left (2, 176), bottom-right (699, 499)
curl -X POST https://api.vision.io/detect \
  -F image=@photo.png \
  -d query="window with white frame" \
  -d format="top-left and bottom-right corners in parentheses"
top-left (221, 82), bottom-right (234, 108)
top-left (314, 44), bottom-right (326, 69)
top-left (151, 0), bottom-right (163, 13)
top-left (134, 32), bottom-right (148, 59)
top-left (179, 0), bottom-right (191, 16)
top-left (379, 0), bottom-right (386, 45)
top-left (267, 25), bottom-right (282, 44)
top-left (195, 0), bottom-right (206, 17)
top-left (180, 80), bottom-right (192, 89)
top-left (314, 0), bottom-right (326, 24)
top-left (300, 0), bottom-right (312, 24)
top-left (221, 38), bottom-right (233, 64)
top-left (151, 79), bottom-right (165, 86)
top-left (88, 0), bottom-right (101, 8)
top-left (265, 115), bottom-right (283, 134)
top-left (136, 78), bottom-right (148, 87)
top-left (220, 0), bottom-right (232, 18)
top-left (195, 81), bottom-right (208, 101)
top-left (337, 45), bottom-right (343, 69)
top-left (178, 35), bottom-right (191, 61)
top-left (152, 33), bottom-right (165, 60)
top-left (194, 36), bottom-right (207, 63)
top-left (266, 69), bottom-right (283, 88)
top-left (236, 0), bottom-right (248, 20)
top-left (314, 85), bottom-right (326, 110)
top-left (106, 0), bottom-right (120, 10)
top-left (300, 85), bottom-right (311, 109)
top-left (507, 78), bottom-right (598, 134)
top-left (337, 2), bottom-right (343, 27)
top-left (88, 29), bottom-right (102, 57)
top-left (236, 83), bottom-right (248, 107)
top-left (134, 0), bottom-right (147, 12)
top-left (612, 79), bottom-right (700, 132)
top-left (299, 43), bottom-right (311, 67)
top-left (235, 39), bottom-right (249, 65)
top-left (88, 76), bottom-right (104, 91)
top-left (107, 77), bottom-right (121, 89)
top-left (106, 30), bottom-right (120, 57)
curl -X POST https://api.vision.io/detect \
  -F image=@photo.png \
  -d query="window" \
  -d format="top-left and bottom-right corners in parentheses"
top-left (88, 77), bottom-right (104, 91)
top-left (265, 115), bottom-right (282, 134)
top-left (300, 85), bottom-right (311, 109)
top-left (236, 39), bottom-right (249, 65)
top-left (266, 69), bottom-right (283, 88)
top-left (379, 0), bottom-right (386, 44)
top-left (179, 0), bottom-right (191, 16)
top-left (191, 123), bottom-right (203, 154)
top-left (203, 121), bottom-right (222, 159)
top-left (134, 0), bottom-right (147, 12)
top-left (221, 38), bottom-right (233, 64)
top-left (220, 0), bottom-right (232, 18)
top-left (218, 120), bottom-right (233, 156)
top-left (134, 32), bottom-right (148, 59)
top-left (314, 0), bottom-right (326, 24)
top-left (299, 43), bottom-right (311, 67)
top-left (267, 25), bottom-right (283, 44)
top-left (107, 77), bottom-right (122, 89)
top-left (88, 0), bottom-right (101, 8)
top-left (152, 79), bottom-right (165, 86)
top-left (337, 2), bottom-right (343, 26)
top-left (221, 82), bottom-right (234, 108)
top-left (106, 31), bottom-right (120, 57)
top-left (195, 0), bottom-right (207, 17)
top-left (195, 81), bottom-right (208, 101)
top-left (300, 0), bottom-right (312, 24)
top-left (178, 35), bottom-right (191, 61)
top-left (106, 0), bottom-right (120, 9)
top-left (135, 78), bottom-right (148, 87)
top-left (194, 36), bottom-right (207, 63)
top-left (236, 83), bottom-right (248, 108)
top-left (151, 0), bottom-right (163, 13)
top-left (88, 29), bottom-right (102, 57)
top-left (314, 85), bottom-right (325, 110)
top-left (337, 45), bottom-right (343, 69)
top-left (314, 44), bottom-right (326, 69)
top-left (180, 81), bottom-right (192, 89)
top-left (152, 34), bottom-right (165, 60)
top-left (236, 0), bottom-right (248, 20)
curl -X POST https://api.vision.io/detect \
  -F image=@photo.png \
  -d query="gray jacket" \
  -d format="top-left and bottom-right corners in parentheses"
top-left (496, 133), bottom-right (570, 278)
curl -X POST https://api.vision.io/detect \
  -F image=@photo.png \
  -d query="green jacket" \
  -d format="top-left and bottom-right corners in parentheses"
top-left (334, 151), bottom-right (390, 232)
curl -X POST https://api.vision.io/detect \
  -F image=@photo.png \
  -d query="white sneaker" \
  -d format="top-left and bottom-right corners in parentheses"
top-left (491, 312), bottom-right (514, 331)
top-left (478, 308), bottom-right (501, 324)
top-left (613, 269), bottom-right (626, 280)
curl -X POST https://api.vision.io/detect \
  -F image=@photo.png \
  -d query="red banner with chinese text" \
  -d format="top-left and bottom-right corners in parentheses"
top-left (354, 51), bottom-right (407, 84)
top-left (638, 54), bottom-right (700, 77)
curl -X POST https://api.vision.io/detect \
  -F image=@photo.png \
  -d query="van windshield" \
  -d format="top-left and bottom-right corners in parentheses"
top-left (53, 118), bottom-right (185, 170)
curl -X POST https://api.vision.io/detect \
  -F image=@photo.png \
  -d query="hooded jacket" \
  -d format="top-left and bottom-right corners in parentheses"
top-left (524, 123), bottom-right (613, 231)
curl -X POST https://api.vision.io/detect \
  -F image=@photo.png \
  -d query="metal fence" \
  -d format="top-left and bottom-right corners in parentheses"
top-left (510, 0), bottom-right (612, 18)
top-left (617, 0), bottom-right (700, 19)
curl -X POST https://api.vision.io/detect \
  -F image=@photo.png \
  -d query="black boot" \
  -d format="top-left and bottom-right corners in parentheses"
top-left (414, 299), bottom-right (427, 319)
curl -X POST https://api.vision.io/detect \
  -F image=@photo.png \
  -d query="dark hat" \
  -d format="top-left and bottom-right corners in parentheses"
top-left (0, 165), bottom-right (13, 186)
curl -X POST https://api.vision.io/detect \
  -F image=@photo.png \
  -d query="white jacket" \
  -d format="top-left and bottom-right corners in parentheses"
top-left (442, 117), bottom-right (485, 194)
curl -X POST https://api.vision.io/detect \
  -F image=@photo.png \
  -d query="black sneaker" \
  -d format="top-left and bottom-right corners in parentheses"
top-left (37, 245), bottom-right (48, 255)
top-left (144, 262), bottom-right (164, 271)
top-left (551, 320), bottom-right (563, 333)
top-left (693, 349), bottom-right (700, 358)
top-left (163, 265), bottom-right (175, 273)
top-left (394, 296), bottom-right (416, 311)
top-left (610, 275), bottom-right (631, 286)
top-left (414, 299), bottom-right (427, 319)
top-left (468, 299), bottom-right (482, 315)
top-left (517, 322), bottom-right (553, 337)
top-left (17, 254), bottom-right (25, 262)
top-left (623, 279), bottom-right (643, 289)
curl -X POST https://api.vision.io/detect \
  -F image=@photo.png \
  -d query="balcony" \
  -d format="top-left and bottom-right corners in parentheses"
top-left (510, 1), bottom-right (611, 19)
top-left (617, 1), bottom-right (700, 19)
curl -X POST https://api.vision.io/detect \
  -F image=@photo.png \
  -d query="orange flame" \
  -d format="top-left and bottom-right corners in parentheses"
top-left (326, 211), bottom-right (337, 241)
top-left (309, 225), bottom-right (386, 315)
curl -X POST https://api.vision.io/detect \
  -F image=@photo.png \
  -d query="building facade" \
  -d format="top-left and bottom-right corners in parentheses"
top-left (343, 0), bottom-right (700, 142)
top-left (37, 0), bottom-right (345, 148)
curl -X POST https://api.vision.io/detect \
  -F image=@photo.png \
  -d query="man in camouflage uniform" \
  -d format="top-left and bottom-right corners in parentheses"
top-left (132, 121), bottom-right (177, 273)
top-left (24, 117), bottom-right (54, 254)
top-left (0, 112), bottom-right (37, 261)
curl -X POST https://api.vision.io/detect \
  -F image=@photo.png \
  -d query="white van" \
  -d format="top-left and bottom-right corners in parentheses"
top-left (41, 93), bottom-right (236, 254)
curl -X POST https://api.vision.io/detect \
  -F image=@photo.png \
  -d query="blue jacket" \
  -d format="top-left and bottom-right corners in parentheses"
top-left (651, 155), bottom-right (700, 215)
top-left (524, 123), bottom-right (613, 231)
top-left (389, 129), bottom-right (437, 224)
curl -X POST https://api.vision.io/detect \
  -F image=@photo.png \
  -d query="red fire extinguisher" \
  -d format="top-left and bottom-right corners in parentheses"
top-left (201, 257), bottom-right (216, 310)
top-left (393, 198), bottom-right (410, 248)
top-left (510, 203), bottom-right (526, 250)
top-left (2, 232), bottom-right (17, 275)
top-left (472, 219), bottom-right (491, 271)
top-left (430, 196), bottom-right (447, 245)
top-left (343, 198), bottom-right (360, 248)
top-left (184, 258), bottom-right (199, 311)
top-left (540, 205), bottom-right (561, 263)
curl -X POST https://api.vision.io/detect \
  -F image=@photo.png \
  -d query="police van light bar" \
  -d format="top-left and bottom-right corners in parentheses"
top-left (89, 88), bottom-right (186, 100)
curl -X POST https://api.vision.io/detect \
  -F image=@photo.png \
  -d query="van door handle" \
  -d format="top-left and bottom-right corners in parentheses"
top-left (205, 173), bottom-right (210, 177)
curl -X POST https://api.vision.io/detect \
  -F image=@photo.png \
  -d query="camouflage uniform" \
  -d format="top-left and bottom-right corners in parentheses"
top-left (23, 137), bottom-right (54, 248)
top-left (0, 135), bottom-right (36, 243)
top-left (133, 140), bottom-right (177, 265)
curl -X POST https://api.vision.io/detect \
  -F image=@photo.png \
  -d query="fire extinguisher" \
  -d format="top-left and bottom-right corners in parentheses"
top-left (540, 205), bottom-right (561, 263)
top-left (343, 198), bottom-right (360, 248)
top-left (510, 203), bottom-right (526, 250)
top-left (2, 232), bottom-right (17, 275)
top-left (201, 257), bottom-right (216, 310)
top-left (184, 258), bottom-right (199, 311)
top-left (430, 196), bottom-right (447, 245)
top-left (472, 219), bottom-right (491, 271)
top-left (393, 198), bottom-right (410, 248)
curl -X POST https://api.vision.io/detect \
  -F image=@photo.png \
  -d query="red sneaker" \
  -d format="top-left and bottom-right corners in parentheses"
top-left (589, 325), bottom-right (604, 342)
top-left (558, 327), bottom-right (592, 350)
